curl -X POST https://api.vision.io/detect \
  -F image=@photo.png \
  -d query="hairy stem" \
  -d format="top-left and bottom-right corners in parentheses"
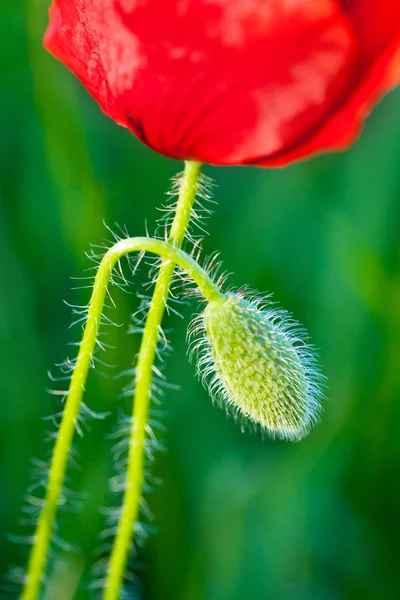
top-left (22, 161), bottom-right (216, 600)
top-left (21, 246), bottom-right (113, 600)
top-left (103, 161), bottom-right (204, 599)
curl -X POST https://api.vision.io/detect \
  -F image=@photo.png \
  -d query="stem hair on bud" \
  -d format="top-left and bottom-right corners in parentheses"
top-left (189, 291), bottom-right (324, 441)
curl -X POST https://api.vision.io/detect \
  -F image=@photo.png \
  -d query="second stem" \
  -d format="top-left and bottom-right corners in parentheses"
top-left (103, 160), bottom-right (203, 599)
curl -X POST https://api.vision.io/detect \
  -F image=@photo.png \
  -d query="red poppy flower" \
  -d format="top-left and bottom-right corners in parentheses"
top-left (44, 1), bottom-right (400, 167)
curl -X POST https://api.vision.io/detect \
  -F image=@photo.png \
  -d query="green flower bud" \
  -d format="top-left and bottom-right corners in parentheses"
top-left (190, 292), bottom-right (323, 440)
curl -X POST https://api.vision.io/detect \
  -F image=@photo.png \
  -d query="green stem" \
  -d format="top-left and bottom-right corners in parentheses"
top-left (103, 161), bottom-right (204, 600)
top-left (21, 161), bottom-right (217, 600)
top-left (21, 247), bottom-right (112, 600)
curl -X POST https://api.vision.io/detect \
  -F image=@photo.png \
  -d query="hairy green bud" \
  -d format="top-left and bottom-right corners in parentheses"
top-left (190, 293), bottom-right (323, 440)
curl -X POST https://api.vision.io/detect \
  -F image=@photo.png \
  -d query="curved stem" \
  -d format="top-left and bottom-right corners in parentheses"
top-left (103, 161), bottom-right (205, 599)
top-left (111, 237), bottom-right (219, 303)
top-left (21, 161), bottom-right (218, 600)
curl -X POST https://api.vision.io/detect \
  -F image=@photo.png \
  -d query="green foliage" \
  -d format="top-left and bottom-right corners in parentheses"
top-left (1, 1), bottom-right (400, 599)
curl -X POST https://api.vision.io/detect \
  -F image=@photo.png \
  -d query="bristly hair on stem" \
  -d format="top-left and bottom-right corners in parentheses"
top-left (17, 160), bottom-right (218, 600)
top-left (14, 160), bottom-right (324, 600)
top-left (101, 161), bottom-right (210, 600)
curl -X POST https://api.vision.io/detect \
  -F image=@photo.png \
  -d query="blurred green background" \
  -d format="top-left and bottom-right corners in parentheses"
top-left (2, 2), bottom-right (400, 599)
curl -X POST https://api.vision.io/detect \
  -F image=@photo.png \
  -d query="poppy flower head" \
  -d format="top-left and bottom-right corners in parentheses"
top-left (45, 1), bottom-right (400, 166)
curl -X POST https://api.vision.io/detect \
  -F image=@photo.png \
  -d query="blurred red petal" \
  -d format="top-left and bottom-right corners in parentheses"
top-left (44, 1), bottom-right (400, 166)
top-left (344, 0), bottom-right (399, 69)
top-left (261, 0), bottom-right (400, 166)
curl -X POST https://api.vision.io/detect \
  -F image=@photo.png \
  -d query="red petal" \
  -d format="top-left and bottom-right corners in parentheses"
top-left (343, 0), bottom-right (399, 70)
top-left (44, 2), bottom-right (124, 127)
top-left (45, 0), bottom-right (357, 165)
top-left (261, 0), bottom-right (400, 166)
